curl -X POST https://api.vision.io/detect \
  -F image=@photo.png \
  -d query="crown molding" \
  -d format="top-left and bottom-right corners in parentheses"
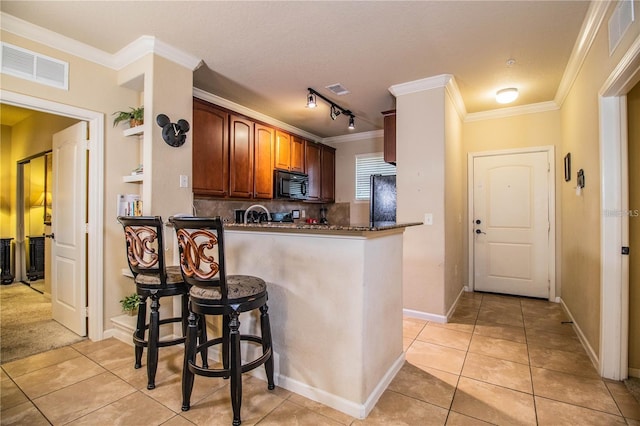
top-left (388, 74), bottom-right (453, 97)
top-left (193, 88), bottom-right (322, 142)
top-left (465, 101), bottom-right (559, 122)
top-left (1, 12), bottom-right (113, 67)
top-left (554, 0), bottom-right (611, 106)
top-left (322, 130), bottom-right (384, 144)
top-left (113, 35), bottom-right (202, 71)
top-left (444, 76), bottom-right (467, 120)
top-left (1, 12), bottom-right (202, 71)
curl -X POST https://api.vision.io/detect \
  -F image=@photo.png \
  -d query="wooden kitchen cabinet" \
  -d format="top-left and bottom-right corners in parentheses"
top-left (274, 130), bottom-right (291, 170)
top-left (305, 141), bottom-right (322, 201)
top-left (228, 114), bottom-right (254, 198)
top-left (321, 145), bottom-right (336, 202)
top-left (193, 99), bottom-right (229, 197)
top-left (382, 109), bottom-right (396, 165)
top-left (254, 123), bottom-right (274, 198)
top-left (291, 135), bottom-right (305, 173)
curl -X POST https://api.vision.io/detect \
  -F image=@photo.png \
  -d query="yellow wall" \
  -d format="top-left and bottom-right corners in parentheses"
top-left (331, 135), bottom-right (384, 224)
top-left (1, 125), bottom-right (12, 237)
top-left (628, 82), bottom-right (640, 372)
top-left (559, 2), bottom-right (640, 357)
top-left (462, 110), bottom-right (562, 293)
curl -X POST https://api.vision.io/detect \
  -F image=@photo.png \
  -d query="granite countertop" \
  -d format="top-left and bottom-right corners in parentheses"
top-left (224, 221), bottom-right (422, 235)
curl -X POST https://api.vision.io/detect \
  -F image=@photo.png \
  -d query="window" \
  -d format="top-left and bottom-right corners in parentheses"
top-left (355, 153), bottom-right (396, 200)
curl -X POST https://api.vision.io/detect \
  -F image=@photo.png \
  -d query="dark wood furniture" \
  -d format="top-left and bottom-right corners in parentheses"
top-left (382, 109), bottom-right (396, 165)
top-left (27, 236), bottom-right (45, 281)
top-left (170, 216), bottom-right (275, 426)
top-left (254, 123), bottom-right (274, 198)
top-left (117, 216), bottom-right (193, 390)
top-left (193, 100), bottom-right (229, 197)
top-left (1, 238), bottom-right (13, 284)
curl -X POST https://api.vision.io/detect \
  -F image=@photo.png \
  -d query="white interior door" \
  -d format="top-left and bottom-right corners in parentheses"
top-left (473, 151), bottom-right (550, 298)
top-left (51, 122), bottom-right (87, 335)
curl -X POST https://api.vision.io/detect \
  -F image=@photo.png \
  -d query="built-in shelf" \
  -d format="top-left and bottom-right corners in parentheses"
top-left (122, 174), bottom-right (144, 183)
top-left (121, 268), bottom-right (133, 278)
top-left (123, 124), bottom-right (146, 137)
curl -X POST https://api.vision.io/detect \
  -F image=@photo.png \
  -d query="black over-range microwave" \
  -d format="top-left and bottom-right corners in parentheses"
top-left (274, 170), bottom-right (308, 200)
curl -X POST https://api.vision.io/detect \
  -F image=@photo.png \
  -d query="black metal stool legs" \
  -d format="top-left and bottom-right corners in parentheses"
top-left (147, 291), bottom-right (160, 390)
top-left (182, 311), bottom-right (198, 412)
top-left (229, 312), bottom-right (242, 426)
top-left (260, 304), bottom-right (275, 390)
top-left (134, 295), bottom-right (147, 369)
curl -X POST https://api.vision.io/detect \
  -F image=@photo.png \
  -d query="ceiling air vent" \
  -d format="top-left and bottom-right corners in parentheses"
top-left (1, 42), bottom-right (69, 90)
top-left (325, 83), bottom-right (350, 96)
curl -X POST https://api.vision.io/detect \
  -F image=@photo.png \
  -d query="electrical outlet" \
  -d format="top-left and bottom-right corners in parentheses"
top-left (301, 209), bottom-right (306, 218)
top-left (424, 213), bottom-right (433, 225)
top-left (179, 175), bottom-right (188, 188)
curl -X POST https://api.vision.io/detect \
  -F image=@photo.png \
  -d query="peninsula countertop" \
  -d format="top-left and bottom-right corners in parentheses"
top-left (224, 221), bottom-right (422, 236)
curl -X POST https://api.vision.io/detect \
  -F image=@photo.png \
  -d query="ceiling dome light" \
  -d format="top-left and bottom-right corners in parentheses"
top-left (496, 88), bottom-right (518, 104)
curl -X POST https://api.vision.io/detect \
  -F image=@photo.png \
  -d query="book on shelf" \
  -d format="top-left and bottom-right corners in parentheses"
top-left (117, 194), bottom-right (143, 217)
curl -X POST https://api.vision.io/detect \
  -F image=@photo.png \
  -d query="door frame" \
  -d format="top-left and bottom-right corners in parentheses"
top-left (598, 34), bottom-right (640, 380)
top-left (1, 89), bottom-right (105, 341)
top-left (468, 146), bottom-right (556, 301)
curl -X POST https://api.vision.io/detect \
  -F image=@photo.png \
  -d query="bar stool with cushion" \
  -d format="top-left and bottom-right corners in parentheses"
top-left (117, 215), bottom-right (190, 390)
top-left (169, 216), bottom-right (275, 426)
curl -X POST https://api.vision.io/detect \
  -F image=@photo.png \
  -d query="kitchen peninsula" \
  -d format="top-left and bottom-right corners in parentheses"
top-left (221, 221), bottom-right (420, 418)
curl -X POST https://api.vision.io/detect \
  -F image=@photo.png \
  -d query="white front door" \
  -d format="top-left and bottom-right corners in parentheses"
top-left (472, 151), bottom-right (550, 298)
top-left (51, 122), bottom-right (87, 335)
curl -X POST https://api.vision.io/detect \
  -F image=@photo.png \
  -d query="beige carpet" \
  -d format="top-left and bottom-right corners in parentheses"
top-left (0, 283), bottom-right (85, 364)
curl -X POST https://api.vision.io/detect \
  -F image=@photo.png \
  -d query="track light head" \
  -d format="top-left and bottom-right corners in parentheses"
top-left (348, 115), bottom-right (355, 130)
top-left (307, 92), bottom-right (317, 108)
top-left (330, 105), bottom-right (341, 120)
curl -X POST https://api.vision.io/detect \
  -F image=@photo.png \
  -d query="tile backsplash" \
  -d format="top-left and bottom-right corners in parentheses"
top-left (194, 198), bottom-right (350, 226)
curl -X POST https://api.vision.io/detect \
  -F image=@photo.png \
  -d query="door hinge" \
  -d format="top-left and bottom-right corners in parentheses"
top-left (84, 223), bottom-right (89, 233)
top-left (622, 246), bottom-right (630, 255)
top-left (83, 140), bottom-right (90, 151)
top-left (83, 306), bottom-right (89, 317)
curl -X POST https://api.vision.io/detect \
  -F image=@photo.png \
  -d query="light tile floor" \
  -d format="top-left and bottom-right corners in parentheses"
top-left (2, 292), bottom-right (640, 425)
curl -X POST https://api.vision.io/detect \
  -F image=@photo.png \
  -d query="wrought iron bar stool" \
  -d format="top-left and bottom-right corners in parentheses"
top-left (117, 216), bottom-right (192, 390)
top-left (170, 216), bottom-right (275, 426)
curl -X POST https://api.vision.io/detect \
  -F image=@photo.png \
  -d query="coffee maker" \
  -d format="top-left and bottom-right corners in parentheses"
top-left (319, 207), bottom-right (328, 224)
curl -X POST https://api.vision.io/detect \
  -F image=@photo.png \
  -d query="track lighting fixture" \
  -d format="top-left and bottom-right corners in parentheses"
top-left (306, 92), bottom-right (317, 108)
top-left (306, 88), bottom-right (355, 130)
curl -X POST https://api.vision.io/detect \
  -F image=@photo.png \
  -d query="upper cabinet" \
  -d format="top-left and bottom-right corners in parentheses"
top-left (305, 141), bottom-right (335, 203)
top-left (192, 98), bottom-right (335, 202)
top-left (382, 109), bottom-right (396, 165)
top-left (254, 124), bottom-right (274, 199)
top-left (193, 99), bottom-right (229, 197)
top-left (290, 136), bottom-right (305, 173)
top-left (228, 114), bottom-right (254, 198)
top-left (320, 145), bottom-right (336, 202)
top-left (274, 130), bottom-right (291, 171)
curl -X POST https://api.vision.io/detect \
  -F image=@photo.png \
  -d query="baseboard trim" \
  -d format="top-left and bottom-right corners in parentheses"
top-left (629, 367), bottom-right (640, 378)
top-left (403, 308), bottom-right (447, 324)
top-left (559, 298), bottom-right (600, 373)
top-left (274, 352), bottom-right (405, 419)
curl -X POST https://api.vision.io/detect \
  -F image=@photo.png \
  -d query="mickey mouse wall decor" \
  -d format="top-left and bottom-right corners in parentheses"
top-left (156, 114), bottom-right (190, 147)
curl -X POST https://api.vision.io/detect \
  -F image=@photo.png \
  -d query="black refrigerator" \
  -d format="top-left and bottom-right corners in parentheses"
top-left (369, 174), bottom-right (396, 226)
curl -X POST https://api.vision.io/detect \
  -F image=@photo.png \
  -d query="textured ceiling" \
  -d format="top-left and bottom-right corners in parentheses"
top-left (0, 1), bottom-right (591, 138)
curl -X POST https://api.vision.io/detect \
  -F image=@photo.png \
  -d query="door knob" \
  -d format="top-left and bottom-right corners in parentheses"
top-left (475, 219), bottom-right (482, 225)
top-left (475, 229), bottom-right (486, 235)
top-left (44, 233), bottom-right (55, 239)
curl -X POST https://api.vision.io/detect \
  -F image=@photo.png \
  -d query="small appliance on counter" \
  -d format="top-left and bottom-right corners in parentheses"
top-left (319, 207), bottom-right (328, 224)
top-left (270, 212), bottom-right (293, 223)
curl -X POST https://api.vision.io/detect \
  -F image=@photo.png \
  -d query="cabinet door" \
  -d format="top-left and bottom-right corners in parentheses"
top-left (321, 145), bottom-right (336, 202)
top-left (193, 99), bottom-right (229, 197)
top-left (229, 114), bottom-right (254, 198)
top-left (291, 136), bottom-right (305, 173)
top-left (254, 123), bottom-right (274, 199)
top-left (274, 130), bottom-right (291, 170)
top-left (382, 110), bottom-right (396, 165)
top-left (305, 142), bottom-right (322, 201)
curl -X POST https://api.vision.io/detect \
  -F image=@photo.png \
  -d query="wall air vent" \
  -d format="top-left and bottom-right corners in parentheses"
top-left (325, 83), bottom-right (350, 96)
top-left (1, 42), bottom-right (69, 90)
